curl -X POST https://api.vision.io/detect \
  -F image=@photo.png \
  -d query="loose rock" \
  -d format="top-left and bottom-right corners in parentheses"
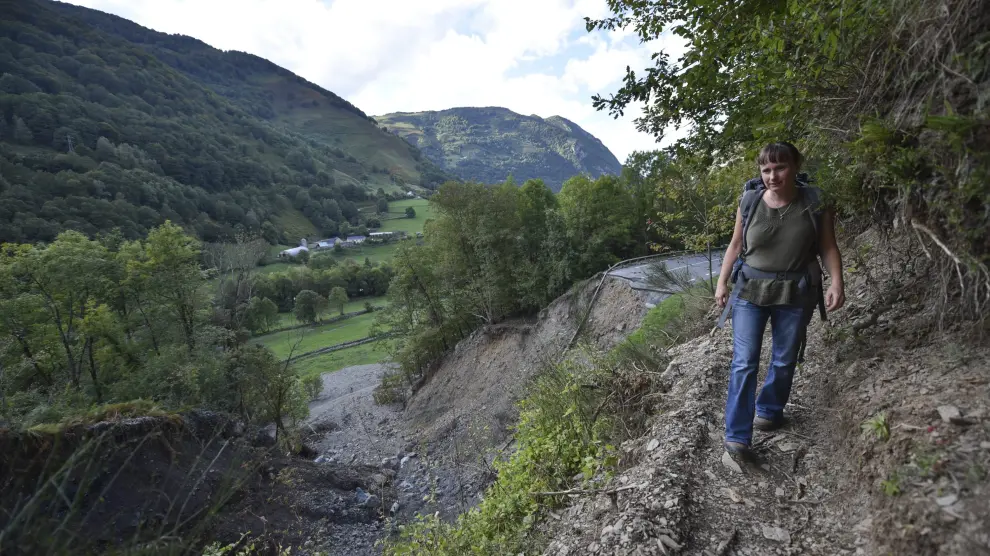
top-left (936, 405), bottom-right (963, 424)
top-left (935, 494), bottom-right (958, 507)
top-left (721, 451), bottom-right (743, 474)
top-left (762, 525), bottom-right (791, 544)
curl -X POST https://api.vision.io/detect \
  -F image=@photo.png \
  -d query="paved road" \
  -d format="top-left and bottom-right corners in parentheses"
top-left (609, 252), bottom-right (724, 308)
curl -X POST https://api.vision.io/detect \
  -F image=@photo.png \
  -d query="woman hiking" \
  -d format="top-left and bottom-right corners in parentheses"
top-left (714, 142), bottom-right (845, 457)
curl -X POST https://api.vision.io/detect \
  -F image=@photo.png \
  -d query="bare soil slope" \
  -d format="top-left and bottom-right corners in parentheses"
top-left (353, 275), bottom-right (652, 524)
top-left (406, 275), bottom-right (650, 456)
top-left (544, 232), bottom-right (989, 556)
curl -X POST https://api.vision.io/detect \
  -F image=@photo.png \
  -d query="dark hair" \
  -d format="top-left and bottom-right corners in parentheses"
top-left (757, 142), bottom-right (803, 170)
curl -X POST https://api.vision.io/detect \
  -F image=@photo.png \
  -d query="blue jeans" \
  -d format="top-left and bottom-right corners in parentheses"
top-left (725, 299), bottom-right (805, 446)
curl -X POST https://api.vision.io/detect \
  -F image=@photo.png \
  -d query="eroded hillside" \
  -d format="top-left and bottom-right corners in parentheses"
top-left (297, 272), bottom-right (659, 554)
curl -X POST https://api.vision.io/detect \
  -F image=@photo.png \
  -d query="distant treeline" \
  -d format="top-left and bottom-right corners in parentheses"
top-left (375, 174), bottom-right (659, 394)
top-left (250, 260), bottom-right (393, 314)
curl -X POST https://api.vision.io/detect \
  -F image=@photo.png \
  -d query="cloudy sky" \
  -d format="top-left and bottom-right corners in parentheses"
top-left (67, 0), bottom-right (687, 163)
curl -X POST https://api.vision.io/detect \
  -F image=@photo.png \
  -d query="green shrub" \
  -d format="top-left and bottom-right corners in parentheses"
top-left (302, 375), bottom-right (323, 401)
top-left (626, 285), bottom-right (711, 349)
top-left (372, 369), bottom-right (408, 405)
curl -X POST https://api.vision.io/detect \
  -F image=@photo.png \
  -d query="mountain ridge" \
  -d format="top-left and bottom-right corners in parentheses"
top-left (374, 106), bottom-right (623, 191)
top-left (0, 0), bottom-right (452, 243)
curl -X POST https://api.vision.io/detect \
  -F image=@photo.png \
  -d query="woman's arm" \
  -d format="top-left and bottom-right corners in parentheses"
top-left (818, 208), bottom-right (845, 311)
top-left (715, 206), bottom-right (744, 308)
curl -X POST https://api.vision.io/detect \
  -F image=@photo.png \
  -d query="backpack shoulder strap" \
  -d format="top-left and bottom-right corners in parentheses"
top-left (801, 186), bottom-right (825, 243)
top-left (743, 177), bottom-right (763, 191)
top-left (803, 186), bottom-right (823, 213)
top-left (739, 189), bottom-right (764, 254)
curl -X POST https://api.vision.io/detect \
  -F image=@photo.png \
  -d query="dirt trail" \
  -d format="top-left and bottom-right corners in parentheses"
top-left (544, 326), bottom-right (988, 555)
top-left (544, 233), bottom-right (990, 556)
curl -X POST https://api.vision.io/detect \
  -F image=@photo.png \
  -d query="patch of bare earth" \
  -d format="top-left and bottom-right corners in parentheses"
top-left (396, 275), bottom-right (652, 519)
top-left (406, 274), bottom-right (648, 451)
top-left (544, 231), bottom-right (989, 555)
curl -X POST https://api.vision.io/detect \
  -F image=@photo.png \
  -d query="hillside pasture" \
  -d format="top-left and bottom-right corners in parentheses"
top-left (255, 311), bottom-right (381, 360)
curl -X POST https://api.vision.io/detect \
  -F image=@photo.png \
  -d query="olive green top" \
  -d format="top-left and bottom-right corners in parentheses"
top-left (739, 192), bottom-right (818, 306)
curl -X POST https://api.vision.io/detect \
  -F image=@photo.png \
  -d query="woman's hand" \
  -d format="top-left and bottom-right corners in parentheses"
top-left (715, 280), bottom-right (730, 308)
top-left (825, 283), bottom-right (845, 311)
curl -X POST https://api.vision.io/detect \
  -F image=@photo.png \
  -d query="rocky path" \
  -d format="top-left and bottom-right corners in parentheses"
top-left (545, 331), bottom-right (862, 556)
top-left (680, 351), bottom-right (864, 556)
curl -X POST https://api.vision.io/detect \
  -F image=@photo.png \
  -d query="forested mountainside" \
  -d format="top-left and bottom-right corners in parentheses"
top-left (374, 107), bottom-right (623, 191)
top-left (0, 0), bottom-right (451, 244)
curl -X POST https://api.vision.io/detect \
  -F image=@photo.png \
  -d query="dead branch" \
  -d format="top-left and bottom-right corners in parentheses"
top-left (911, 221), bottom-right (962, 264)
top-left (912, 225), bottom-right (933, 260)
top-left (911, 220), bottom-right (990, 311)
top-left (784, 498), bottom-right (823, 505)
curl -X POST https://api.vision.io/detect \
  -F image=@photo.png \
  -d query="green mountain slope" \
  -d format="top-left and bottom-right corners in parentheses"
top-left (374, 107), bottom-right (623, 191)
top-left (0, 0), bottom-right (451, 243)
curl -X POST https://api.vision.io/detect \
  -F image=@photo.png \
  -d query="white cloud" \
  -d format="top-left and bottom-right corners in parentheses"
top-left (69, 0), bottom-right (688, 162)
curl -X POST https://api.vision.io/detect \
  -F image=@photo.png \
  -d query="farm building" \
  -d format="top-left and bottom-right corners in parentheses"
top-left (278, 239), bottom-right (309, 258)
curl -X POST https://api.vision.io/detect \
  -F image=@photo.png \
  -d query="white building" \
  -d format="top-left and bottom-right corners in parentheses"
top-left (313, 237), bottom-right (341, 250)
top-left (279, 238), bottom-right (310, 258)
top-left (278, 245), bottom-right (308, 258)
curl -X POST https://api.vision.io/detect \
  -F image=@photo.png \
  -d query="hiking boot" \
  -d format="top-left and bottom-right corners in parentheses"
top-left (724, 441), bottom-right (751, 455)
top-left (754, 415), bottom-right (783, 431)
top-left (724, 441), bottom-right (760, 466)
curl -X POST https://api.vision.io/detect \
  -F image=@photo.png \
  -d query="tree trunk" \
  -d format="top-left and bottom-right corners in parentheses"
top-left (37, 283), bottom-right (81, 390)
top-left (273, 383), bottom-right (286, 445)
top-left (86, 337), bottom-right (102, 403)
top-left (14, 332), bottom-right (50, 387)
top-left (707, 241), bottom-right (715, 294)
top-left (136, 302), bottom-right (161, 356)
top-left (180, 303), bottom-right (196, 354)
top-left (54, 307), bottom-right (80, 390)
top-left (0, 361), bottom-right (6, 416)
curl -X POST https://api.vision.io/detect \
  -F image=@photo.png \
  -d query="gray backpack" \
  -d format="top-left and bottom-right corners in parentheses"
top-left (721, 173), bottom-right (828, 362)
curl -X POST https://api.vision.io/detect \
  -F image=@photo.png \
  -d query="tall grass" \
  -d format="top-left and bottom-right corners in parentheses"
top-left (0, 414), bottom-right (260, 556)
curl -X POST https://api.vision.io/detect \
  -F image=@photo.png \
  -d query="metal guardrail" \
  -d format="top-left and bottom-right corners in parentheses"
top-left (564, 247), bottom-right (727, 351)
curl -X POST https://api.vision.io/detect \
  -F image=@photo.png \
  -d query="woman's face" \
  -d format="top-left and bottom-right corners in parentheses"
top-left (760, 160), bottom-right (796, 194)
